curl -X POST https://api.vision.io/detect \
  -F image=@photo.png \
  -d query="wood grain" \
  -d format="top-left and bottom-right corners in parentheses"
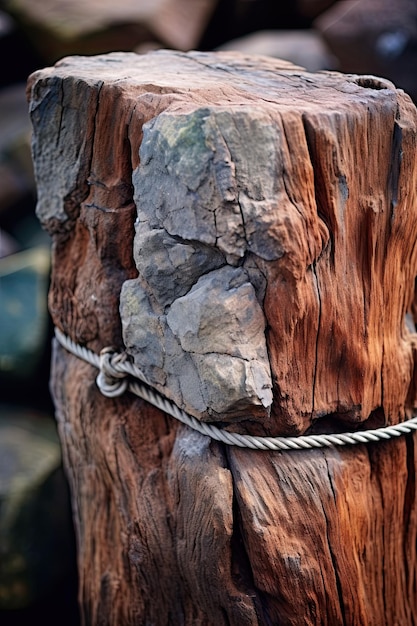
top-left (28, 50), bottom-right (417, 625)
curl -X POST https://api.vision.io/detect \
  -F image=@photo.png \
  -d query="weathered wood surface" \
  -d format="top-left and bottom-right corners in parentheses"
top-left (28, 50), bottom-right (417, 625)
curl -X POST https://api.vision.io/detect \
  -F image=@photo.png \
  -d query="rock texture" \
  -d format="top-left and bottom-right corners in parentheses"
top-left (28, 50), bottom-right (417, 625)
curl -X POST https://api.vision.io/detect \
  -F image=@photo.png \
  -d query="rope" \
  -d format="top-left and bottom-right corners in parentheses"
top-left (54, 327), bottom-right (417, 451)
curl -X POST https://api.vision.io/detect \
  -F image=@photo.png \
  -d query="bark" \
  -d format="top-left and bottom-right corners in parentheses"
top-left (28, 49), bottom-right (417, 625)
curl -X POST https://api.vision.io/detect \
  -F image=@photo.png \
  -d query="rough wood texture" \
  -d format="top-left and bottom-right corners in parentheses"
top-left (28, 50), bottom-right (417, 625)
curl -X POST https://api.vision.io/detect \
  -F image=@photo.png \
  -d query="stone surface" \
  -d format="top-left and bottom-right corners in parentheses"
top-left (122, 265), bottom-right (272, 419)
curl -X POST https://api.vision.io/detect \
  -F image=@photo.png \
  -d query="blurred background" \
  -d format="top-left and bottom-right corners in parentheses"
top-left (0, 0), bottom-right (416, 624)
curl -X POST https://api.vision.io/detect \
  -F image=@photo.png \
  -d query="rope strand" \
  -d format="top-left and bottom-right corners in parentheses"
top-left (53, 327), bottom-right (417, 451)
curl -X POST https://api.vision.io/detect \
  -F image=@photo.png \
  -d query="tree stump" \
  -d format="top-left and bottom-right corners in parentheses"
top-left (27, 50), bottom-right (417, 625)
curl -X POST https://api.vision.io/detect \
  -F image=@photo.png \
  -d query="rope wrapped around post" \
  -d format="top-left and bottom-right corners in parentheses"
top-left (54, 327), bottom-right (417, 452)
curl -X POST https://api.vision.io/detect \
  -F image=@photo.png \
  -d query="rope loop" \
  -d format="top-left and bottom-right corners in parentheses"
top-left (96, 348), bottom-right (129, 398)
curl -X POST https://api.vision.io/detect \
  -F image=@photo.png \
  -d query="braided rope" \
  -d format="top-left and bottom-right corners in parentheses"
top-left (54, 327), bottom-right (417, 451)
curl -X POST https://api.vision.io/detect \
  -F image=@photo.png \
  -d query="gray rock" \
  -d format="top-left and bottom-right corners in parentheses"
top-left (134, 107), bottom-right (293, 264)
top-left (121, 264), bottom-right (272, 421)
top-left (133, 227), bottom-right (224, 308)
top-left (121, 105), bottom-right (302, 421)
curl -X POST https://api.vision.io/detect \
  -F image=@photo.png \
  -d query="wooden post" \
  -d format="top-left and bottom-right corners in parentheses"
top-left (27, 50), bottom-right (417, 625)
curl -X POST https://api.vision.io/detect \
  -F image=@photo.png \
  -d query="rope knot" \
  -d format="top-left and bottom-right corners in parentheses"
top-left (96, 347), bottom-right (129, 398)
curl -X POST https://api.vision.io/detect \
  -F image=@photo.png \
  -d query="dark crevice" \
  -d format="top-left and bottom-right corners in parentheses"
top-left (127, 101), bottom-right (138, 128)
top-left (88, 81), bottom-right (103, 174)
top-left (362, 407), bottom-right (386, 430)
top-left (323, 457), bottom-right (347, 626)
top-left (380, 343), bottom-right (385, 420)
top-left (354, 76), bottom-right (392, 90)
top-left (367, 443), bottom-right (389, 620)
top-left (237, 195), bottom-right (248, 244)
top-left (388, 120), bottom-right (403, 222)
top-left (280, 118), bottom-right (308, 220)
top-left (302, 113), bottom-right (336, 267)
top-left (326, 528), bottom-right (346, 626)
top-left (311, 263), bottom-right (321, 418)
top-left (219, 606), bottom-right (231, 626)
top-left (282, 112), bottom-right (326, 420)
top-left (403, 434), bottom-right (416, 588)
top-left (225, 446), bottom-right (270, 625)
top-left (160, 261), bottom-right (229, 312)
top-left (56, 80), bottom-right (64, 149)
top-left (213, 205), bottom-right (219, 248)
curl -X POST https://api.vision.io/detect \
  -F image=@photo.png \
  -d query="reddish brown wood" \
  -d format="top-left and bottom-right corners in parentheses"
top-left (28, 50), bottom-right (417, 625)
